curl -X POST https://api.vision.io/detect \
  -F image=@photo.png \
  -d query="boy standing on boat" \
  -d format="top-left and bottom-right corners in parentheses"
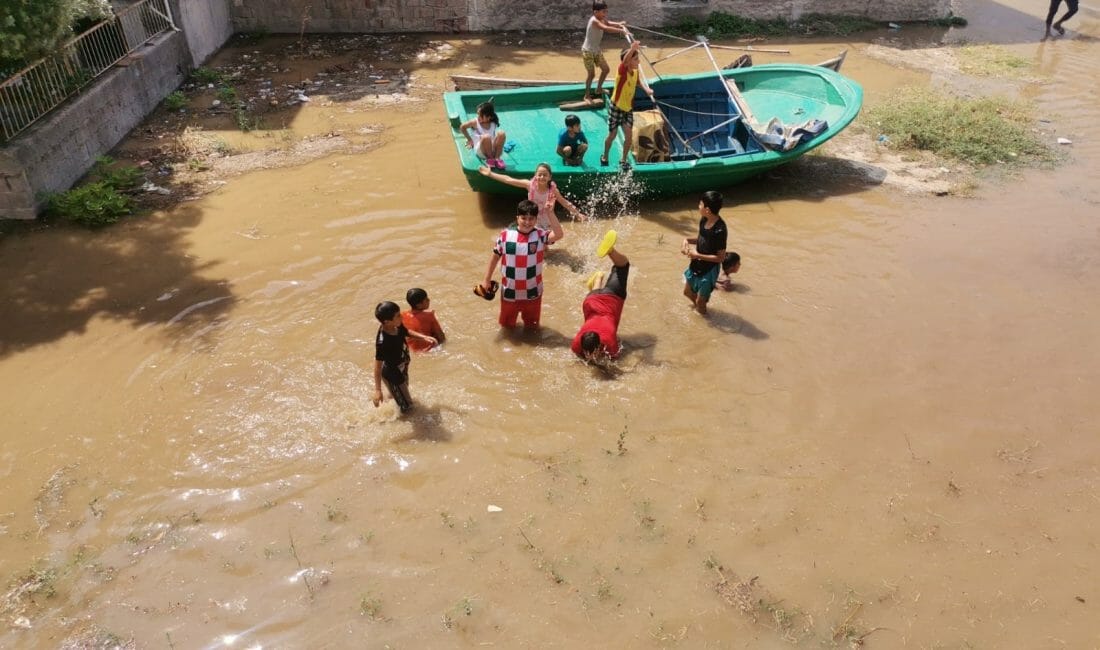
top-left (479, 199), bottom-right (565, 330)
top-left (680, 191), bottom-right (728, 315)
top-left (601, 40), bottom-right (654, 171)
top-left (582, 2), bottom-right (631, 104)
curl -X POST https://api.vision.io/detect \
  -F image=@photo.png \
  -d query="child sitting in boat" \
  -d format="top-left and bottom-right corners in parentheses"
top-left (557, 114), bottom-right (589, 166)
top-left (478, 162), bottom-right (587, 229)
top-left (460, 100), bottom-right (507, 170)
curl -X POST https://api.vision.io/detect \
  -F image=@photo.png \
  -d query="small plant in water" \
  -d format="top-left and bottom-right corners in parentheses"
top-left (359, 593), bottom-right (383, 619)
top-left (324, 501), bottom-right (347, 523)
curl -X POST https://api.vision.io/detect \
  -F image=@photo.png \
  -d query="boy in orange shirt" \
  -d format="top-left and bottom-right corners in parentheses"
top-left (401, 288), bottom-right (446, 352)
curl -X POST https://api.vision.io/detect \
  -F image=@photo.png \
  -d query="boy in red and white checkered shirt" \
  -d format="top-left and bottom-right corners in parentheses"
top-left (478, 199), bottom-right (564, 330)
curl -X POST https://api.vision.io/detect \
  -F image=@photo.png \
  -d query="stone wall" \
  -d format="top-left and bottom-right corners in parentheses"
top-left (171, 0), bottom-right (234, 66)
top-left (230, 0), bottom-right (952, 34)
top-left (0, 33), bottom-right (190, 220)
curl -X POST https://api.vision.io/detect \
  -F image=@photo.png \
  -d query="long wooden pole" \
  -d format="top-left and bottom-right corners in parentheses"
top-left (697, 36), bottom-right (760, 129)
top-left (626, 24), bottom-right (790, 54)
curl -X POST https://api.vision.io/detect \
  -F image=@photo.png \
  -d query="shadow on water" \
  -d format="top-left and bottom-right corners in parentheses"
top-left (706, 310), bottom-right (769, 339)
top-left (495, 324), bottom-right (573, 350)
top-left (0, 205), bottom-right (235, 359)
top-left (397, 404), bottom-right (455, 442)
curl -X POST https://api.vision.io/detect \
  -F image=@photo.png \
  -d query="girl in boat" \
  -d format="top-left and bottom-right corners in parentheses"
top-left (460, 101), bottom-right (507, 170)
top-left (478, 162), bottom-right (588, 228)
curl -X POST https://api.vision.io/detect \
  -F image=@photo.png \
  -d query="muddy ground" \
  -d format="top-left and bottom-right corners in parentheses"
top-left (106, 29), bottom-right (1038, 217)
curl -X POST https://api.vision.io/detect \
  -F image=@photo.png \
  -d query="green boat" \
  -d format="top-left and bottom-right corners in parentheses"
top-left (444, 61), bottom-right (863, 199)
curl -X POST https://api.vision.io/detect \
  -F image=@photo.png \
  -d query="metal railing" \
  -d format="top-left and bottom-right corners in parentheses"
top-left (0, 0), bottom-right (176, 143)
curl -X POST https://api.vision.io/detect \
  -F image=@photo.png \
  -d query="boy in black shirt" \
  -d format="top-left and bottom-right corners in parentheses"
top-left (680, 191), bottom-right (728, 315)
top-left (373, 301), bottom-right (437, 413)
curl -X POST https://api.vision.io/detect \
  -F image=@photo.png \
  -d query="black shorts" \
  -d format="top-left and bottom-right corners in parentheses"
top-left (594, 262), bottom-right (629, 300)
top-left (608, 105), bottom-right (633, 131)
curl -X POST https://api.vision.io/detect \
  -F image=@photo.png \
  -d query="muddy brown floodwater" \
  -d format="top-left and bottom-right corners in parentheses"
top-left (2, 0), bottom-right (1099, 647)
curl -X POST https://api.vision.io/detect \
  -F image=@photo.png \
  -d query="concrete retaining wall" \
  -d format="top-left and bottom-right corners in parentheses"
top-left (0, 33), bottom-right (190, 220)
top-left (171, 0), bottom-right (234, 66)
top-left (230, 0), bottom-right (953, 34)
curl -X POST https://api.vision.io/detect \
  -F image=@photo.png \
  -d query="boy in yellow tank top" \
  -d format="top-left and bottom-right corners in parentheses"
top-left (600, 40), bottom-right (653, 171)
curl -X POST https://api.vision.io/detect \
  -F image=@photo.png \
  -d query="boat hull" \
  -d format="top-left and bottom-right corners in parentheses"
top-left (444, 64), bottom-right (863, 199)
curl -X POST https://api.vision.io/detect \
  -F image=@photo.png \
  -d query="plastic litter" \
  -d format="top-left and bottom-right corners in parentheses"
top-left (1057, 137), bottom-right (1073, 145)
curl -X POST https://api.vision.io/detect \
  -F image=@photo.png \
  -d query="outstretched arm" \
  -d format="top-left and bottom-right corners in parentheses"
top-left (478, 166), bottom-right (529, 189)
top-left (596, 17), bottom-right (630, 35)
top-left (553, 187), bottom-right (586, 221)
top-left (407, 330), bottom-right (437, 347)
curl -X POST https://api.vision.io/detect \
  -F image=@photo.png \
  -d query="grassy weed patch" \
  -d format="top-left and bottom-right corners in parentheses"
top-left (958, 45), bottom-right (1031, 77)
top-left (865, 87), bottom-right (1058, 166)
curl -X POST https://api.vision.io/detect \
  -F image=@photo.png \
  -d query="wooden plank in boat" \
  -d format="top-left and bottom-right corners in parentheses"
top-left (558, 98), bottom-right (604, 111)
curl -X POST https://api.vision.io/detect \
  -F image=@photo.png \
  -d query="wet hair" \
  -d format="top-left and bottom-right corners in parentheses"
top-left (722, 252), bottom-right (741, 271)
top-left (700, 190), bottom-right (723, 215)
top-left (534, 162), bottom-right (554, 178)
top-left (517, 199), bottom-right (539, 217)
top-left (564, 114), bottom-right (580, 128)
top-left (592, 2), bottom-right (607, 12)
top-left (476, 100), bottom-right (499, 126)
top-left (375, 301), bottom-right (400, 322)
top-left (406, 287), bottom-right (428, 307)
top-left (580, 331), bottom-right (601, 354)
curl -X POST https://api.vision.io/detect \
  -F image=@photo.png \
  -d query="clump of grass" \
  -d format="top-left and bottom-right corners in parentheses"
top-left (191, 66), bottom-right (223, 84)
top-left (359, 593), bottom-right (383, 619)
top-left (164, 91), bottom-right (187, 111)
top-left (216, 85), bottom-right (238, 105)
top-left (958, 44), bottom-right (1031, 78)
top-left (865, 87), bottom-right (1058, 166)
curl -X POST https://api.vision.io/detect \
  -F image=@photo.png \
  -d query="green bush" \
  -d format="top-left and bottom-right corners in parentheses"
top-left (46, 181), bottom-right (133, 227)
top-left (164, 90), bottom-right (187, 111)
top-left (44, 156), bottom-right (145, 227)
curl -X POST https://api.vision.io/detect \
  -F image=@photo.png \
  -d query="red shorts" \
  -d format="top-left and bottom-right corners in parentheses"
top-left (499, 297), bottom-right (542, 329)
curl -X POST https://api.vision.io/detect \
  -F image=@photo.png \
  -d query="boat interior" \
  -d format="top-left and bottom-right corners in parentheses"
top-left (635, 78), bottom-right (764, 161)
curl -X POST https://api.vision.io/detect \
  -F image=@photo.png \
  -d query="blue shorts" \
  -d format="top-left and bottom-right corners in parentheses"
top-left (684, 266), bottom-right (719, 301)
